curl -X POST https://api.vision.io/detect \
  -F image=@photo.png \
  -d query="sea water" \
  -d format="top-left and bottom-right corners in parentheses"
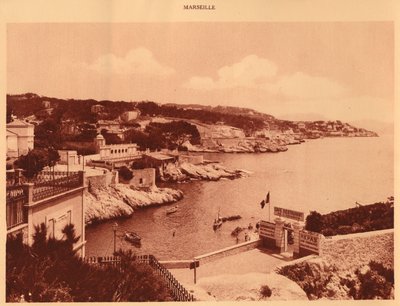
top-left (85, 135), bottom-right (394, 260)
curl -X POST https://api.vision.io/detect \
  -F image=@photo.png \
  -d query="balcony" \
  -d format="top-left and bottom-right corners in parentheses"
top-left (6, 171), bottom-right (84, 230)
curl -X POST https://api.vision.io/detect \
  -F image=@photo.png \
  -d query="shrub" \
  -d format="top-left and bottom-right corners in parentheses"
top-left (310, 202), bottom-right (394, 236)
top-left (6, 223), bottom-right (174, 302)
top-left (321, 227), bottom-right (335, 236)
top-left (356, 268), bottom-right (393, 299)
top-left (305, 211), bottom-right (324, 233)
top-left (337, 225), bottom-right (353, 235)
top-left (118, 166), bottom-right (133, 181)
top-left (259, 285), bottom-right (272, 298)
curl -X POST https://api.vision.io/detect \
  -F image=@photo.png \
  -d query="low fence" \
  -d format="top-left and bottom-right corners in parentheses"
top-left (84, 255), bottom-right (194, 301)
top-left (194, 239), bottom-right (261, 265)
top-left (148, 255), bottom-right (194, 301)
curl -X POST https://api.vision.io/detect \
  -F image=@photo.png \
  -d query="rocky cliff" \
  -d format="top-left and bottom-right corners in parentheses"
top-left (85, 184), bottom-right (183, 224)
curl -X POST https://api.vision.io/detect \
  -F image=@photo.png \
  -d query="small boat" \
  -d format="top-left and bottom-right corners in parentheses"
top-left (231, 226), bottom-right (244, 236)
top-left (166, 205), bottom-right (179, 215)
top-left (213, 218), bottom-right (223, 230)
top-left (124, 231), bottom-right (141, 245)
top-left (213, 208), bottom-right (223, 230)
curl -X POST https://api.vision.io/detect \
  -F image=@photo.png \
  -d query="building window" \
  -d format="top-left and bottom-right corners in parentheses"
top-left (139, 178), bottom-right (143, 184)
top-left (111, 150), bottom-right (114, 154)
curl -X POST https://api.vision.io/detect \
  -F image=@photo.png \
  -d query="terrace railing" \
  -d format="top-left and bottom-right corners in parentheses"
top-left (32, 171), bottom-right (83, 202)
top-left (6, 185), bottom-right (28, 229)
top-left (148, 255), bottom-right (194, 301)
top-left (84, 255), bottom-right (194, 302)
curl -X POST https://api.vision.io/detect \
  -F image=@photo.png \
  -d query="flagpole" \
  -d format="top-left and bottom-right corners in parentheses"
top-left (268, 191), bottom-right (271, 222)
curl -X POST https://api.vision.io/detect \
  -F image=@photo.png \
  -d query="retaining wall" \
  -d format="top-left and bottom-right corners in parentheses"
top-left (86, 171), bottom-right (118, 189)
top-left (194, 239), bottom-right (261, 265)
top-left (159, 260), bottom-right (193, 269)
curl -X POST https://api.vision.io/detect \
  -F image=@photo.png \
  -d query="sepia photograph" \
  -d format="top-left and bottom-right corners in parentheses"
top-left (2, 0), bottom-right (397, 303)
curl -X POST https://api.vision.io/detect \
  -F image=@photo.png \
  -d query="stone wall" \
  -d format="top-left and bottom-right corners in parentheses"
top-left (194, 239), bottom-right (261, 265)
top-left (130, 168), bottom-right (156, 188)
top-left (86, 171), bottom-right (118, 189)
top-left (320, 229), bottom-right (394, 270)
top-left (159, 260), bottom-right (193, 269)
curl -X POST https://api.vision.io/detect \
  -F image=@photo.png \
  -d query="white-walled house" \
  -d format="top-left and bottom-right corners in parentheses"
top-left (6, 119), bottom-right (35, 158)
top-left (120, 110), bottom-right (140, 122)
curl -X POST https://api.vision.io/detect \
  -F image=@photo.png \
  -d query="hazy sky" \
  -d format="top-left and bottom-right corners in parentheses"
top-left (7, 22), bottom-right (393, 123)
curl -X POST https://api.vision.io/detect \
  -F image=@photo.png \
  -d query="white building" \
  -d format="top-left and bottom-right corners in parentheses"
top-left (6, 119), bottom-right (35, 157)
top-left (94, 134), bottom-right (138, 160)
top-left (6, 130), bottom-right (19, 158)
top-left (58, 150), bottom-right (79, 165)
top-left (120, 110), bottom-right (140, 122)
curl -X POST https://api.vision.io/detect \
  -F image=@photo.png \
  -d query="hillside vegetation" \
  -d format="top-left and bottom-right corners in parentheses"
top-left (305, 200), bottom-right (394, 236)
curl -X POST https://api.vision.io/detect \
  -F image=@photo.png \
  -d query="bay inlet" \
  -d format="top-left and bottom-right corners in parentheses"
top-left (85, 135), bottom-right (394, 260)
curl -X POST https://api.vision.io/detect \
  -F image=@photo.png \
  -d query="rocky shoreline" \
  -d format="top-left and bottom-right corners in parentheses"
top-left (160, 161), bottom-right (250, 182)
top-left (85, 161), bottom-right (249, 224)
top-left (182, 139), bottom-right (290, 154)
top-left (85, 184), bottom-right (183, 225)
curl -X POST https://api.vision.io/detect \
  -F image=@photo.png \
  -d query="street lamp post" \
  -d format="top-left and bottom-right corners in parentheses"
top-left (112, 222), bottom-right (118, 254)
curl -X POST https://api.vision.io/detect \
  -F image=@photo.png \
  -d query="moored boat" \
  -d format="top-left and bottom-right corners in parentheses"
top-left (166, 205), bottom-right (179, 215)
top-left (213, 208), bottom-right (223, 230)
top-left (124, 231), bottom-right (141, 245)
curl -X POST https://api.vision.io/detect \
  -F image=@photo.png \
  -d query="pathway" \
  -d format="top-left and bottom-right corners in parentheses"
top-left (169, 247), bottom-right (289, 286)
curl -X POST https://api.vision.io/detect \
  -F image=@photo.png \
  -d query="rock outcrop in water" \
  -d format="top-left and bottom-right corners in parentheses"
top-left (160, 162), bottom-right (249, 182)
top-left (181, 139), bottom-right (289, 153)
top-left (85, 184), bottom-right (183, 224)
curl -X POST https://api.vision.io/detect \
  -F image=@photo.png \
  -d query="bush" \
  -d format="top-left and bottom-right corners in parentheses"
top-left (259, 285), bottom-right (272, 298)
top-left (6, 223), bottom-right (174, 302)
top-left (309, 202), bottom-right (394, 236)
top-left (305, 211), bottom-right (324, 233)
top-left (337, 225), bottom-right (353, 235)
top-left (321, 227), bottom-right (335, 236)
top-left (118, 166), bottom-right (133, 181)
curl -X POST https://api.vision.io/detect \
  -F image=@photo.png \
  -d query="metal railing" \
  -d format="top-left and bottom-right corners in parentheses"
top-left (32, 172), bottom-right (83, 202)
top-left (148, 255), bottom-right (194, 301)
top-left (84, 255), bottom-right (194, 301)
top-left (6, 185), bottom-right (28, 229)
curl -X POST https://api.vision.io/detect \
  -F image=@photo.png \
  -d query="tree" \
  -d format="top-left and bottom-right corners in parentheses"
top-left (48, 148), bottom-right (60, 168)
top-left (118, 166), bottom-right (133, 181)
top-left (305, 211), bottom-right (324, 233)
top-left (14, 148), bottom-right (60, 180)
top-left (14, 149), bottom-right (48, 179)
top-left (101, 129), bottom-right (122, 144)
top-left (7, 223), bottom-right (174, 302)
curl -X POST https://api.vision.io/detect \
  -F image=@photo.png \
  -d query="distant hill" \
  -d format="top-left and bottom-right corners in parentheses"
top-left (278, 112), bottom-right (329, 122)
top-left (7, 93), bottom-right (376, 136)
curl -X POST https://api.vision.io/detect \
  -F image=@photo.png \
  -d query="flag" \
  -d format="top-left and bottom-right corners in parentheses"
top-left (260, 192), bottom-right (270, 209)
